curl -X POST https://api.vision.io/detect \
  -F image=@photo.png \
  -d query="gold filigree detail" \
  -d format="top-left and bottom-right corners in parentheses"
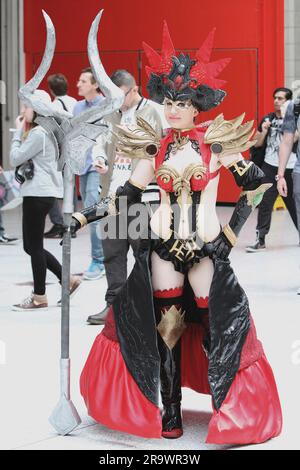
top-left (204, 113), bottom-right (256, 157)
top-left (107, 194), bottom-right (119, 216)
top-left (223, 224), bottom-right (237, 246)
top-left (169, 237), bottom-right (200, 262)
top-left (156, 163), bottom-right (207, 196)
top-left (228, 160), bottom-right (253, 175)
top-left (157, 305), bottom-right (186, 349)
top-left (171, 131), bottom-right (189, 153)
top-left (115, 116), bottom-right (160, 160)
top-left (240, 183), bottom-right (273, 210)
top-left (72, 212), bottom-right (87, 227)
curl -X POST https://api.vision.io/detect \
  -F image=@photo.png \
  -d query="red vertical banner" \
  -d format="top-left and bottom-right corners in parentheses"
top-left (23, 0), bottom-right (285, 202)
top-left (259, 0), bottom-right (285, 118)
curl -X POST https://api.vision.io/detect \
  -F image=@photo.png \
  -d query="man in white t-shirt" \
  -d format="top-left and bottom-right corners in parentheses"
top-left (47, 73), bottom-right (77, 114)
top-left (86, 69), bottom-right (163, 325)
top-left (246, 87), bottom-right (299, 252)
top-left (44, 73), bottom-right (78, 238)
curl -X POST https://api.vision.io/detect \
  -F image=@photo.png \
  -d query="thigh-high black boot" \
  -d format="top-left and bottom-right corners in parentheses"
top-left (154, 291), bottom-right (185, 438)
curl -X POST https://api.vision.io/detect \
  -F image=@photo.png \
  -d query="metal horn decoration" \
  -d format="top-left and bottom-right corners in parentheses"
top-left (87, 9), bottom-right (124, 113)
top-left (18, 10), bottom-right (57, 117)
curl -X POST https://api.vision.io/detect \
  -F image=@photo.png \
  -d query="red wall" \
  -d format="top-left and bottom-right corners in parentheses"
top-left (23, 0), bottom-right (284, 202)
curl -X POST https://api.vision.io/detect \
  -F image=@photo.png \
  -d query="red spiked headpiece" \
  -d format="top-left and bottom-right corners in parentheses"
top-left (143, 22), bottom-right (231, 111)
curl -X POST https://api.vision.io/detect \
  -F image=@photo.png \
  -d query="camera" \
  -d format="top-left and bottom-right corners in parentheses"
top-left (15, 159), bottom-right (34, 184)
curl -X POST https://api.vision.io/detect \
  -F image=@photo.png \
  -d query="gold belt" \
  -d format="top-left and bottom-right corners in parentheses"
top-left (168, 236), bottom-right (201, 263)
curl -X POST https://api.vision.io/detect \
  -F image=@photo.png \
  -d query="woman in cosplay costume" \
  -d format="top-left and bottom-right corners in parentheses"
top-left (74, 24), bottom-right (282, 445)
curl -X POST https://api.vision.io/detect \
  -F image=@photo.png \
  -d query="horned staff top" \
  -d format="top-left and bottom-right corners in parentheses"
top-left (18, 9), bottom-right (124, 176)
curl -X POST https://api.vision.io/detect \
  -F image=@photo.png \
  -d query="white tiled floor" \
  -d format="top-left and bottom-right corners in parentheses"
top-left (0, 205), bottom-right (299, 450)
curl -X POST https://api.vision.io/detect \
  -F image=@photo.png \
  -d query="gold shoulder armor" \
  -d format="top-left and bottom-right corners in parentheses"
top-left (115, 116), bottom-right (160, 160)
top-left (204, 113), bottom-right (256, 157)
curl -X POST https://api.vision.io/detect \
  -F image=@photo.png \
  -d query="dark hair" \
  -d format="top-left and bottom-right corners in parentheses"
top-left (47, 73), bottom-right (68, 96)
top-left (110, 69), bottom-right (136, 88)
top-left (81, 67), bottom-right (100, 92)
top-left (273, 87), bottom-right (293, 100)
top-left (147, 73), bottom-right (226, 112)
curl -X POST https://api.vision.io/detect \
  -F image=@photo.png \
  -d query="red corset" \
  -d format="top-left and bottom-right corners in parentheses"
top-left (156, 168), bottom-right (211, 193)
top-left (155, 127), bottom-right (219, 194)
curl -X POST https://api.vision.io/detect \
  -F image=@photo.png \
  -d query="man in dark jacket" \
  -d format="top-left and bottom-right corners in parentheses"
top-left (86, 69), bottom-right (163, 324)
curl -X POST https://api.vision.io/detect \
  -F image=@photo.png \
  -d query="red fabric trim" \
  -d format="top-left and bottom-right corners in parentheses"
top-left (181, 324), bottom-right (211, 395)
top-left (239, 316), bottom-right (264, 370)
top-left (210, 168), bottom-right (221, 179)
top-left (143, 25), bottom-right (230, 89)
top-left (153, 287), bottom-right (184, 299)
top-left (194, 296), bottom-right (209, 308)
top-left (155, 128), bottom-right (211, 169)
top-left (206, 353), bottom-right (282, 444)
top-left (102, 305), bottom-right (118, 342)
top-left (80, 333), bottom-right (162, 438)
top-left (155, 128), bottom-right (218, 193)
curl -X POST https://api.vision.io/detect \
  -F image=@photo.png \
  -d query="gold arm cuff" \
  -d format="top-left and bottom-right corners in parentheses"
top-left (72, 212), bottom-right (87, 228)
top-left (128, 178), bottom-right (146, 191)
top-left (223, 224), bottom-right (237, 246)
top-left (107, 194), bottom-right (119, 216)
top-left (227, 159), bottom-right (253, 175)
top-left (223, 156), bottom-right (241, 168)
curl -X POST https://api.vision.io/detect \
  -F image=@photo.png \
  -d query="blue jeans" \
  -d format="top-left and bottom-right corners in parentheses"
top-left (79, 171), bottom-right (104, 264)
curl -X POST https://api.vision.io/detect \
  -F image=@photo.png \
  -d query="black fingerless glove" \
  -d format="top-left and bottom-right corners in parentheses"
top-left (115, 180), bottom-right (144, 211)
top-left (204, 231), bottom-right (233, 261)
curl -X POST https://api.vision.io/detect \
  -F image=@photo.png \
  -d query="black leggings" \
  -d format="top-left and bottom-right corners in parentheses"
top-left (22, 197), bottom-right (62, 295)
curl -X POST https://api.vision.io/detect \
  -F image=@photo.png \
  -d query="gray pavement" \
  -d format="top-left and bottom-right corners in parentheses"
top-left (0, 205), bottom-right (300, 450)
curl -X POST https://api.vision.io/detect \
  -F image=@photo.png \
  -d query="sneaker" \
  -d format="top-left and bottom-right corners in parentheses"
top-left (12, 292), bottom-right (48, 311)
top-left (83, 261), bottom-right (106, 280)
top-left (57, 276), bottom-right (82, 306)
top-left (86, 304), bottom-right (110, 325)
top-left (246, 240), bottom-right (266, 252)
top-left (0, 234), bottom-right (19, 245)
top-left (246, 231), bottom-right (266, 253)
top-left (44, 224), bottom-right (64, 239)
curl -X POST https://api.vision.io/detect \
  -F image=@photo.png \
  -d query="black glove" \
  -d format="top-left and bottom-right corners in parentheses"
top-left (115, 180), bottom-right (143, 212)
top-left (204, 231), bottom-right (233, 261)
top-left (59, 219), bottom-right (81, 245)
top-left (70, 217), bottom-right (81, 234)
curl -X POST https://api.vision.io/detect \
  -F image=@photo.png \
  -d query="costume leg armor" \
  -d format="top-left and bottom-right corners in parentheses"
top-left (153, 288), bottom-right (185, 439)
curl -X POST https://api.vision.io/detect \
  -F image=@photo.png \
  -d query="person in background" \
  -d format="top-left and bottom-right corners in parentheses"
top-left (277, 96), bottom-right (300, 294)
top-left (9, 89), bottom-right (81, 310)
top-left (86, 69), bottom-right (163, 325)
top-left (73, 67), bottom-right (105, 280)
top-left (47, 73), bottom-right (77, 114)
top-left (44, 73), bottom-right (78, 239)
top-left (0, 165), bottom-right (19, 244)
top-left (246, 87), bottom-right (298, 252)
